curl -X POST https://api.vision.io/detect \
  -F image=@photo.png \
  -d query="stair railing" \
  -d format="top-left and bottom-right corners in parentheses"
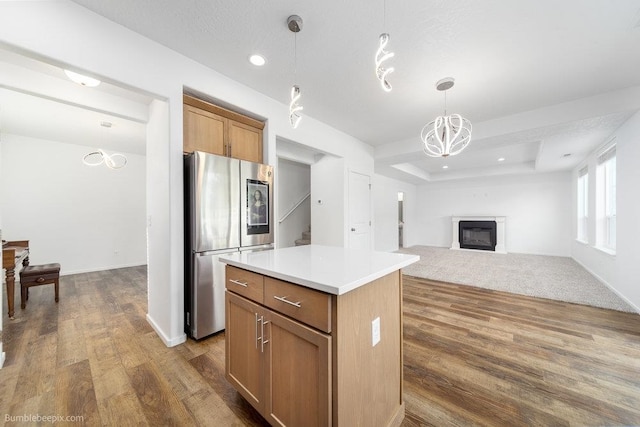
top-left (279, 192), bottom-right (311, 224)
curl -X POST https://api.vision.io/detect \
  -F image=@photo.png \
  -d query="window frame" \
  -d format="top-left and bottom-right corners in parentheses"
top-left (576, 167), bottom-right (589, 243)
top-left (596, 144), bottom-right (616, 252)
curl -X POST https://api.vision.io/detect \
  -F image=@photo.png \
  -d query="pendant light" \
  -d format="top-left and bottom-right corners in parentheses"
top-left (421, 78), bottom-right (472, 157)
top-left (83, 121), bottom-right (127, 169)
top-left (287, 15), bottom-right (303, 129)
top-left (375, 0), bottom-right (394, 92)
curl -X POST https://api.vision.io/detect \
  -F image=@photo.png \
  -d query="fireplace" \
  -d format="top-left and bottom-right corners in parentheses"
top-left (459, 221), bottom-right (496, 251)
top-left (451, 216), bottom-right (506, 253)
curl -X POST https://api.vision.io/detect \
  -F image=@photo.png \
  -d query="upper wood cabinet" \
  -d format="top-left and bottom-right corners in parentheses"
top-left (183, 94), bottom-right (265, 163)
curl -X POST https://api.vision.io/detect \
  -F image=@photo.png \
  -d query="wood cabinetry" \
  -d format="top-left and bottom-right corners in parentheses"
top-left (226, 291), bottom-right (331, 426)
top-left (183, 94), bottom-right (264, 163)
top-left (225, 266), bottom-right (331, 426)
top-left (225, 264), bottom-right (404, 427)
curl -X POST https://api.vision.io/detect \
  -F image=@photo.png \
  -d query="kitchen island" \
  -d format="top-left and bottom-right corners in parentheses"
top-left (220, 245), bottom-right (419, 427)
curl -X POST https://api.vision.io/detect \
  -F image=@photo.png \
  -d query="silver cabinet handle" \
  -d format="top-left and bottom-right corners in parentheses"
top-left (273, 295), bottom-right (302, 308)
top-left (230, 279), bottom-right (248, 287)
top-left (261, 316), bottom-right (270, 353)
top-left (255, 313), bottom-right (260, 349)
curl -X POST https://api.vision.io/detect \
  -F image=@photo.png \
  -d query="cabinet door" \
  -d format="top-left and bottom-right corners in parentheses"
top-left (225, 291), bottom-right (266, 412)
top-left (228, 119), bottom-right (263, 163)
top-left (183, 104), bottom-right (225, 155)
top-left (265, 310), bottom-right (331, 427)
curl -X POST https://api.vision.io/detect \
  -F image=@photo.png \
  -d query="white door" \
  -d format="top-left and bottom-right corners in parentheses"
top-left (348, 171), bottom-right (371, 250)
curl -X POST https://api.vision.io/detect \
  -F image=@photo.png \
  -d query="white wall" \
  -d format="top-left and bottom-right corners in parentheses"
top-left (373, 174), bottom-right (417, 252)
top-left (572, 110), bottom-right (640, 311)
top-left (414, 172), bottom-right (572, 256)
top-left (1, 134), bottom-right (146, 273)
top-left (617, 111), bottom-right (640, 311)
top-left (0, 1), bottom-right (375, 346)
top-left (277, 158), bottom-right (310, 248)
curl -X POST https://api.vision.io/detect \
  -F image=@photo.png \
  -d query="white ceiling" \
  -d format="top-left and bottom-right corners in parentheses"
top-left (3, 0), bottom-right (640, 183)
top-left (0, 47), bottom-right (150, 155)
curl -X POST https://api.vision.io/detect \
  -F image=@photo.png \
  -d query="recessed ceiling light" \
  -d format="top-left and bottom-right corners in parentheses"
top-left (249, 54), bottom-right (266, 66)
top-left (64, 69), bottom-right (101, 87)
top-left (497, 157), bottom-right (505, 162)
top-left (442, 165), bottom-right (449, 169)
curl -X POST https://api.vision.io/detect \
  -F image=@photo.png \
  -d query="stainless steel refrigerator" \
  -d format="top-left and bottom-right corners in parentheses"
top-left (184, 151), bottom-right (273, 339)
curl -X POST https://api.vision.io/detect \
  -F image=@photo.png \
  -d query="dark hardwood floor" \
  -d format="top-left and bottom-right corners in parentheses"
top-left (1, 268), bottom-right (639, 426)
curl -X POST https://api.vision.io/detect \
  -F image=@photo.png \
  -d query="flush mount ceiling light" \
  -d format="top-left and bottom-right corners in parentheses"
top-left (375, 0), bottom-right (394, 92)
top-left (64, 69), bottom-right (101, 87)
top-left (248, 54), bottom-right (266, 66)
top-left (82, 121), bottom-right (127, 170)
top-left (498, 157), bottom-right (505, 162)
top-left (287, 15), bottom-right (303, 129)
top-left (421, 77), bottom-right (472, 158)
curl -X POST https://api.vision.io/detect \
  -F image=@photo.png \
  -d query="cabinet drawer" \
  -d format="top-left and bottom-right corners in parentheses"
top-left (226, 265), bottom-right (264, 303)
top-left (264, 277), bottom-right (331, 333)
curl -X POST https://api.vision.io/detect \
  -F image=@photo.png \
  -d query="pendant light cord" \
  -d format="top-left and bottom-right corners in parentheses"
top-left (383, 0), bottom-right (387, 30)
top-left (444, 90), bottom-right (448, 116)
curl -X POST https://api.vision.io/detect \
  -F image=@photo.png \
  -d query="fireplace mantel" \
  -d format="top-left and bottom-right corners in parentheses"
top-left (451, 216), bottom-right (506, 254)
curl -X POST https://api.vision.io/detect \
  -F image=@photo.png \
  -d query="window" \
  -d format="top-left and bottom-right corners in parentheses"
top-left (577, 167), bottom-right (588, 242)
top-left (596, 145), bottom-right (616, 251)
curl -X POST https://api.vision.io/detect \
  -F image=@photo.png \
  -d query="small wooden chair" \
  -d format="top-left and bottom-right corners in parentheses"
top-left (19, 263), bottom-right (60, 309)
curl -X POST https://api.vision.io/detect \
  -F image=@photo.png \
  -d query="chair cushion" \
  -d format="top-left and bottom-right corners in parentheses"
top-left (20, 263), bottom-right (61, 279)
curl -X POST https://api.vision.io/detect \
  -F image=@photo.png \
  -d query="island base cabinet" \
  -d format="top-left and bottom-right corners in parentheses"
top-left (266, 310), bottom-right (331, 427)
top-left (225, 291), bottom-right (265, 411)
top-left (226, 291), bottom-right (331, 426)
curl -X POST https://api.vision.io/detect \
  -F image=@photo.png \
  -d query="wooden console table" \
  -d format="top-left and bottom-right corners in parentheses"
top-left (2, 240), bottom-right (29, 319)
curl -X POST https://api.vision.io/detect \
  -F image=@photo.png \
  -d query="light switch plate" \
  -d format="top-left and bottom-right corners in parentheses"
top-left (372, 317), bottom-right (381, 347)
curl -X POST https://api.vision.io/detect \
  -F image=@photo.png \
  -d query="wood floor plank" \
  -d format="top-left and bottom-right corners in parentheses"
top-left (56, 317), bottom-right (88, 367)
top-left (98, 389), bottom-right (150, 426)
top-left (126, 360), bottom-right (197, 426)
top-left (55, 359), bottom-right (100, 425)
top-left (10, 332), bottom-right (57, 405)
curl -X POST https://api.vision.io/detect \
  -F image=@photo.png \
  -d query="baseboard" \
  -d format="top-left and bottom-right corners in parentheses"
top-left (146, 313), bottom-right (187, 348)
top-left (572, 257), bottom-right (640, 314)
top-left (0, 343), bottom-right (5, 369)
top-left (59, 263), bottom-right (147, 277)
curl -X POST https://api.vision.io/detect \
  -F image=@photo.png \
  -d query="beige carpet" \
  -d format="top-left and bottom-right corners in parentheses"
top-left (397, 245), bottom-right (636, 313)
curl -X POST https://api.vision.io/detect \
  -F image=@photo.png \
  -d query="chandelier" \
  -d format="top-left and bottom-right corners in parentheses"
top-left (421, 78), bottom-right (472, 157)
top-left (287, 15), bottom-right (303, 128)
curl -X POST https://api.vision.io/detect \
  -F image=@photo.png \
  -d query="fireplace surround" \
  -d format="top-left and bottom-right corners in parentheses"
top-left (451, 216), bottom-right (506, 253)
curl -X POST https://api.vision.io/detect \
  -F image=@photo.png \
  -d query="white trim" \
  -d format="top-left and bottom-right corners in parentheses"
top-left (58, 263), bottom-right (146, 276)
top-left (451, 216), bottom-right (507, 254)
top-left (572, 257), bottom-right (639, 314)
top-left (594, 246), bottom-right (616, 257)
top-left (0, 344), bottom-right (5, 369)
top-left (146, 314), bottom-right (187, 348)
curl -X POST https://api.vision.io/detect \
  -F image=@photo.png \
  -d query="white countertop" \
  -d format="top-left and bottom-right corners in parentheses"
top-left (219, 245), bottom-right (420, 295)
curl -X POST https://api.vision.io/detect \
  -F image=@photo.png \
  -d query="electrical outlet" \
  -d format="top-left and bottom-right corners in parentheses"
top-left (372, 317), bottom-right (380, 347)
